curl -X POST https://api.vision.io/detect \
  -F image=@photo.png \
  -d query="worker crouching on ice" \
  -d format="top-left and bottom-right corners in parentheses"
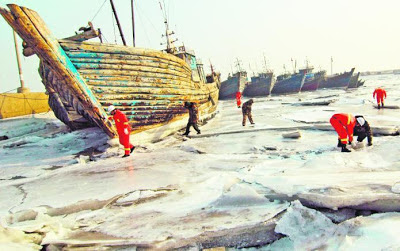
top-left (108, 105), bottom-right (135, 158)
top-left (354, 115), bottom-right (373, 146)
top-left (183, 101), bottom-right (201, 136)
top-left (242, 99), bottom-right (255, 126)
top-left (330, 113), bottom-right (373, 152)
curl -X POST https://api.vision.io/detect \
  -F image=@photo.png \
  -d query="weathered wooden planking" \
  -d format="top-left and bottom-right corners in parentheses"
top-left (63, 50), bottom-right (186, 70)
top-left (69, 58), bottom-right (190, 76)
top-left (2, 5), bottom-right (117, 137)
top-left (73, 63), bottom-right (190, 79)
top-left (66, 52), bottom-right (189, 73)
top-left (96, 93), bottom-right (211, 102)
top-left (86, 79), bottom-right (197, 90)
top-left (78, 69), bottom-right (191, 83)
top-left (59, 40), bottom-right (190, 71)
top-left (1, 4), bottom-right (220, 138)
top-left (90, 85), bottom-right (208, 96)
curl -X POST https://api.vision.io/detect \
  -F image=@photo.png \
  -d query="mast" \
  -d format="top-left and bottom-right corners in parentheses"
top-left (131, 0), bottom-right (136, 47)
top-left (263, 53), bottom-right (268, 72)
top-left (235, 58), bottom-right (242, 72)
top-left (159, 1), bottom-right (176, 53)
top-left (331, 56), bottom-right (333, 75)
top-left (110, 0), bottom-right (127, 46)
top-left (13, 31), bottom-right (28, 93)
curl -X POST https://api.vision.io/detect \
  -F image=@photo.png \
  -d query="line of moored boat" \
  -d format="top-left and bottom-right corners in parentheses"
top-left (219, 67), bottom-right (365, 99)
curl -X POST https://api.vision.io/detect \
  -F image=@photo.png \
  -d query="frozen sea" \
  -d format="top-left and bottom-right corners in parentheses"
top-left (0, 74), bottom-right (400, 250)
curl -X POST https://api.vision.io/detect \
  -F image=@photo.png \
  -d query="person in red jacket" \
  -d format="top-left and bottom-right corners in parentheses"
top-left (373, 87), bottom-right (387, 109)
top-left (108, 105), bottom-right (135, 157)
top-left (330, 113), bottom-right (356, 152)
top-left (236, 92), bottom-right (242, 108)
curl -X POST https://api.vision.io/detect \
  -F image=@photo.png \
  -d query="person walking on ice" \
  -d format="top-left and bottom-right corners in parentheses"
top-left (236, 91), bottom-right (242, 108)
top-left (242, 99), bottom-right (255, 126)
top-left (108, 105), bottom-right (135, 157)
top-left (183, 101), bottom-right (201, 136)
top-left (373, 87), bottom-right (387, 109)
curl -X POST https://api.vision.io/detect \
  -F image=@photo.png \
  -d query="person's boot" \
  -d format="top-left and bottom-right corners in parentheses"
top-left (341, 145), bottom-right (351, 152)
top-left (337, 139), bottom-right (342, 147)
top-left (382, 103), bottom-right (385, 108)
top-left (197, 130), bottom-right (201, 135)
top-left (378, 104), bottom-right (381, 109)
top-left (130, 146), bottom-right (135, 153)
top-left (183, 131), bottom-right (190, 136)
top-left (122, 154), bottom-right (130, 158)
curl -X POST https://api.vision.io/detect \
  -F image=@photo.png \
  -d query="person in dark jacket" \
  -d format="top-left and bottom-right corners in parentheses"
top-left (242, 99), bottom-right (255, 126)
top-left (183, 101), bottom-right (201, 136)
top-left (353, 115), bottom-right (373, 146)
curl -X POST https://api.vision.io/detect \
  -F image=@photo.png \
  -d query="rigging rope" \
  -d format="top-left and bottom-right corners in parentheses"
top-left (90, 0), bottom-right (108, 22)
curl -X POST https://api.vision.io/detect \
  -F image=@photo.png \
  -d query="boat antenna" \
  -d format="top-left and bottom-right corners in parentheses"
top-left (249, 63), bottom-right (254, 77)
top-left (291, 58), bottom-right (295, 73)
top-left (263, 53), bottom-right (268, 72)
top-left (209, 60), bottom-right (215, 74)
top-left (159, 1), bottom-right (177, 53)
top-left (131, 0), bottom-right (135, 47)
top-left (235, 58), bottom-right (243, 72)
top-left (109, 0), bottom-right (127, 46)
top-left (330, 56), bottom-right (333, 75)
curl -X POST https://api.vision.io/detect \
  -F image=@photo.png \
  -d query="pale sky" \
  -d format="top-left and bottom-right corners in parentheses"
top-left (1, 0), bottom-right (399, 92)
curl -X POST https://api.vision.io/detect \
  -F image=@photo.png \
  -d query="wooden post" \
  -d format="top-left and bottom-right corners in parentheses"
top-left (131, 0), bottom-right (135, 47)
top-left (109, 0), bottom-right (127, 46)
top-left (13, 30), bottom-right (29, 93)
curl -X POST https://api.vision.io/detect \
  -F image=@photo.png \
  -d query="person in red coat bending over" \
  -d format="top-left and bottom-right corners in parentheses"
top-left (373, 87), bottom-right (387, 109)
top-left (236, 91), bottom-right (242, 108)
top-left (330, 113), bottom-right (356, 152)
top-left (108, 105), bottom-right (135, 157)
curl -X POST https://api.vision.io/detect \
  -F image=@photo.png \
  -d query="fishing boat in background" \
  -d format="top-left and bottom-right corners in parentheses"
top-left (271, 72), bottom-right (306, 95)
top-left (301, 68), bottom-right (326, 92)
top-left (242, 55), bottom-right (275, 97)
top-left (242, 72), bottom-right (274, 97)
top-left (0, 4), bottom-right (220, 138)
top-left (319, 68), bottom-right (355, 89)
top-left (347, 72), bottom-right (360, 88)
top-left (219, 59), bottom-right (247, 99)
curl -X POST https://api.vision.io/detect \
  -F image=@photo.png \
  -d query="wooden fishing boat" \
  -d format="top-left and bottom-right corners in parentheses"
top-left (218, 71), bottom-right (247, 99)
top-left (271, 72), bottom-right (306, 95)
top-left (301, 70), bottom-right (326, 92)
top-left (0, 4), bottom-right (220, 138)
top-left (242, 72), bottom-right (274, 97)
top-left (347, 72), bottom-right (360, 88)
top-left (319, 68), bottom-right (355, 89)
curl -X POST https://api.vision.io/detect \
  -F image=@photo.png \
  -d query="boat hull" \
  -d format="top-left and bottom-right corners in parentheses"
top-left (1, 4), bottom-right (219, 138)
top-left (271, 73), bottom-right (306, 95)
top-left (319, 68), bottom-right (355, 89)
top-left (243, 74), bottom-right (274, 97)
top-left (348, 72), bottom-right (360, 88)
top-left (219, 73), bottom-right (247, 99)
top-left (301, 72), bottom-right (325, 92)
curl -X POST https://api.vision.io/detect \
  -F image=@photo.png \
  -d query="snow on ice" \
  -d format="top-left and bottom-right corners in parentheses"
top-left (1, 75), bottom-right (400, 250)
